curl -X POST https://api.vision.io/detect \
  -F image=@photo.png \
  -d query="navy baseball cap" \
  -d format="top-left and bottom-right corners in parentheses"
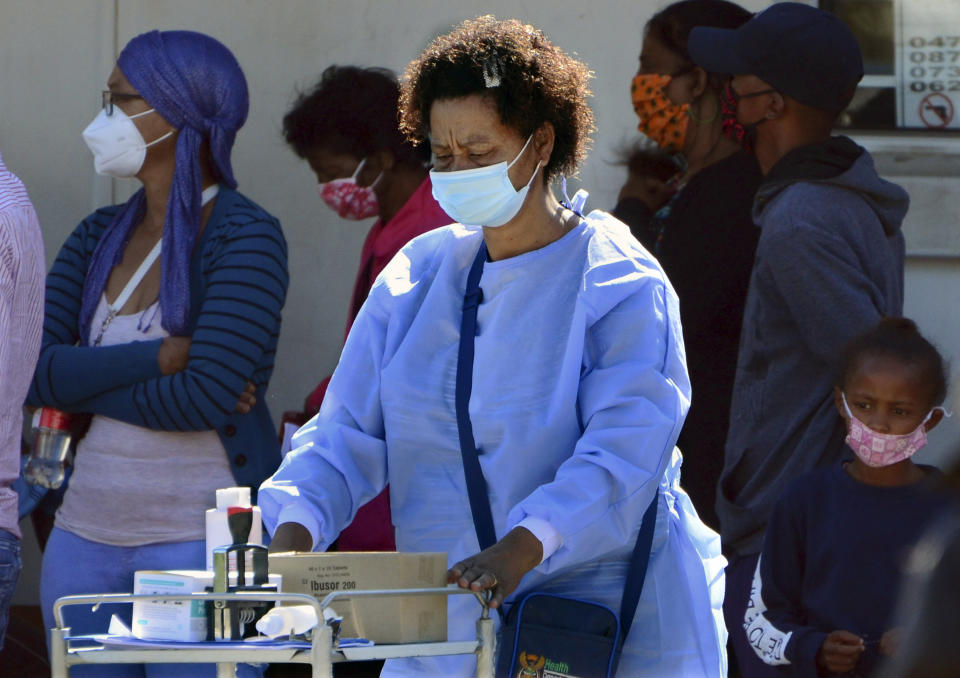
top-left (688, 2), bottom-right (863, 111)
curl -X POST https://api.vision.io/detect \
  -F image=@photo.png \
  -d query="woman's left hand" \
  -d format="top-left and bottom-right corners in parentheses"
top-left (234, 381), bottom-right (257, 414)
top-left (447, 526), bottom-right (543, 609)
top-left (158, 336), bottom-right (192, 375)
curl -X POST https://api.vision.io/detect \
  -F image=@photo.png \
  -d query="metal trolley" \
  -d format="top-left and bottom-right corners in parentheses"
top-left (50, 587), bottom-right (495, 678)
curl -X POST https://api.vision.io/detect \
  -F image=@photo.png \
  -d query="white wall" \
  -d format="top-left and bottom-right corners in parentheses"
top-left (3, 0), bottom-right (117, 607)
top-left (870, 150), bottom-right (960, 467)
top-left (902, 258), bottom-right (960, 467)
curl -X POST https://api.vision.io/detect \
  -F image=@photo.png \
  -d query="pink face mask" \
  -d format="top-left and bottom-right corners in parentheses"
top-left (318, 158), bottom-right (382, 220)
top-left (841, 392), bottom-right (938, 467)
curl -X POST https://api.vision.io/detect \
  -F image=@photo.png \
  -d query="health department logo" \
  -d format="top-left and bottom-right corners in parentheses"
top-left (516, 651), bottom-right (545, 677)
top-left (516, 651), bottom-right (577, 678)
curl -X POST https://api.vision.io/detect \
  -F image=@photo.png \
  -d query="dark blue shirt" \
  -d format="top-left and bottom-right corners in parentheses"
top-left (747, 462), bottom-right (948, 677)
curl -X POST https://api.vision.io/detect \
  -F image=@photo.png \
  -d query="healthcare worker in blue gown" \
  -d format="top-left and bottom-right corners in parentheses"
top-left (260, 16), bottom-right (726, 677)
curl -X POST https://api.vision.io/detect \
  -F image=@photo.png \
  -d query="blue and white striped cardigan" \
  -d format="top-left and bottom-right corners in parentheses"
top-left (28, 187), bottom-right (289, 495)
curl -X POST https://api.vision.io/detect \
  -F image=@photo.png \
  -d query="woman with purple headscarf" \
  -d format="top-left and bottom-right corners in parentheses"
top-left (29, 31), bottom-right (287, 676)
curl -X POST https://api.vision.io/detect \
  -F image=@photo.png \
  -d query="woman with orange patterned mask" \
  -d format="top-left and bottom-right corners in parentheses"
top-left (631, 0), bottom-right (751, 164)
top-left (612, 0), bottom-right (764, 545)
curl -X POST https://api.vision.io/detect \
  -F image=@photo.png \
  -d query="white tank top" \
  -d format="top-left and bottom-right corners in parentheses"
top-left (55, 295), bottom-right (236, 546)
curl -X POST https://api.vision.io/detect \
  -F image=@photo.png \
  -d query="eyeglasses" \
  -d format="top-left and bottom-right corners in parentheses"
top-left (101, 90), bottom-right (144, 115)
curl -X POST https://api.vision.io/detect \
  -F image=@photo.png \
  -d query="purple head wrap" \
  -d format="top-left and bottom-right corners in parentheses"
top-left (79, 30), bottom-right (249, 341)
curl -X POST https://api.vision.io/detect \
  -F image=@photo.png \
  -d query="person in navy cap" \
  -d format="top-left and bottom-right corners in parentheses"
top-left (688, 3), bottom-right (909, 676)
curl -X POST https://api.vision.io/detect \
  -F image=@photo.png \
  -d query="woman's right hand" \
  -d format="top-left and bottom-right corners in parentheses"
top-left (158, 336), bottom-right (191, 375)
top-left (447, 526), bottom-right (543, 609)
top-left (269, 522), bottom-right (314, 553)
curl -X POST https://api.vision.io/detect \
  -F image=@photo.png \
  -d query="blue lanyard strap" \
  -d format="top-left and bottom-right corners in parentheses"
top-left (620, 494), bottom-right (657, 641)
top-left (455, 240), bottom-right (498, 551)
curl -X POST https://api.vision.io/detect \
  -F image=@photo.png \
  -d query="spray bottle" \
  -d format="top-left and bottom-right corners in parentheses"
top-left (205, 487), bottom-right (262, 571)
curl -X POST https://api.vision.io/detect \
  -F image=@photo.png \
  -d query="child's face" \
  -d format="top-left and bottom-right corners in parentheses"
top-left (834, 355), bottom-right (943, 435)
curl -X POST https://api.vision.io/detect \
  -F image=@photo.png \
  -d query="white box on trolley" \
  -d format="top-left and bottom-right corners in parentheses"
top-left (132, 569), bottom-right (282, 642)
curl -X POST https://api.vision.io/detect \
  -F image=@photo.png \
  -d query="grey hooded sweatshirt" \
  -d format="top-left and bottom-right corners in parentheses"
top-left (717, 137), bottom-right (907, 559)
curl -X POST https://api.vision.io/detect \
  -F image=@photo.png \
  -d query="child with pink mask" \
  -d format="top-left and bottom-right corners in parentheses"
top-left (742, 317), bottom-right (951, 678)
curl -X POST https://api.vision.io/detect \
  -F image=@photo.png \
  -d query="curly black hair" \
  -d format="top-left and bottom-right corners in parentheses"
top-left (838, 317), bottom-right (949, 407)
top-left (283, 65), bottom-right (429, 167)
top-left (399, 15), bottom-right (594, 180)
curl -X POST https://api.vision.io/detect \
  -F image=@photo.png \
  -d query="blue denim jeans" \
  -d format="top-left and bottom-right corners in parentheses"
top-left (0, 529), bottom-right (22, 652)
top-left (42, 527), bottom-right (263, 677)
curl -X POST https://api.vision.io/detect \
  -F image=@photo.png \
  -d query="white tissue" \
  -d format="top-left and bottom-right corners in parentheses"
top-left (255, 604), bottom-right (319, 639)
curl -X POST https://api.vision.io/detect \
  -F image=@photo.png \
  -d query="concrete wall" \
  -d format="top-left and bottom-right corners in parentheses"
top-left (6, 0), bottom-right (959, 607)
top-left (902, 258), bottom-right (960, 465)
top-left (862, 149), bottom-right (960, 467)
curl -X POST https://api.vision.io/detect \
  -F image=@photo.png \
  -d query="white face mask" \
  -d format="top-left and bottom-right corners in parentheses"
top-left (82, 107), bottom-right (174, 178)
top-left (429, 134), bottom-right (541, 228)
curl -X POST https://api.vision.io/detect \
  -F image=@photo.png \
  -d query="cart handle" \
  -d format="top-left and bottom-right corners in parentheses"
top-left (52, 591), bottom-right (323, 629)
top-left (318, 586), bottom-right (490, 619)
top-left (52, 585), bottom-right (491, 629)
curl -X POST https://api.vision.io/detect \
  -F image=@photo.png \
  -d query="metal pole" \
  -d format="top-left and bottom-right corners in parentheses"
top-left (215, 661), bottom-right (238, 678)
top-left (313, 623), bottom-right (334, 678)
top-left (49, 627), bottom-right (69, 678)
top-left (476, 616), bottom-right (495, 678)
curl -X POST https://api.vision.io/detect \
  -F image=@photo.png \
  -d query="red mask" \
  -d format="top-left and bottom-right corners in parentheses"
top-left (319, 158), bottom-right (382, 220)
top-left (721, 81), bottom-right (751, 150)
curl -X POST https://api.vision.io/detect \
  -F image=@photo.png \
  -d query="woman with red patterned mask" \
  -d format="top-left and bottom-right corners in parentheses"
top-left (280, 66), bottom-right (452, 570)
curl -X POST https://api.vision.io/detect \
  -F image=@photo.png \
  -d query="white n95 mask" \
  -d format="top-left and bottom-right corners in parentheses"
top-left (82, 108), bottom-right (174, 178)
top-left (429, 134), bottom-right (541, 228)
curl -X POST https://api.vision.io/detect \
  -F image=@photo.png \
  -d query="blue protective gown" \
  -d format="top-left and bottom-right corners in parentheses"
top-left (259, 211), bottom-right (727, 676)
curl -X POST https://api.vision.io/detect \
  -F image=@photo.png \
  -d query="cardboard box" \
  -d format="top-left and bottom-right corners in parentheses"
top-left (268, 552), bottom-right (447, 644)
top-left (132, 570), bottom-right (282, 642)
